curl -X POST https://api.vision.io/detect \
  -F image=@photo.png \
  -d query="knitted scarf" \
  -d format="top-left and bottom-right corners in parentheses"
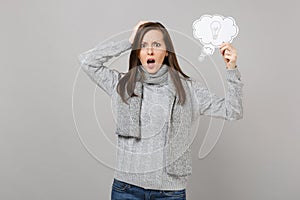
top-left (115, 64), bottom-right (193, 176)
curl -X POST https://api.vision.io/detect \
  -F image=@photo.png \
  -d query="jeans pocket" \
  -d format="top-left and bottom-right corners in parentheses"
top-left (112, 179), bottom-right (131, 192)
top-left (162, 189), bottom-right (186, 198)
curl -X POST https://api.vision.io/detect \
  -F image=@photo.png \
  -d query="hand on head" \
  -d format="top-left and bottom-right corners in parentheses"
top-left (129, 21), bottom-right (149, 44)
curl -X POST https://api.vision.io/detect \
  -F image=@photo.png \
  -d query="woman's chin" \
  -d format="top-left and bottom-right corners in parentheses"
top-left (143, 64), bottom-right (161, 74)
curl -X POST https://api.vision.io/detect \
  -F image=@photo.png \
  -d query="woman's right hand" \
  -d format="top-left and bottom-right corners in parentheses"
top-left (129, 21), bottom-right (149, 44)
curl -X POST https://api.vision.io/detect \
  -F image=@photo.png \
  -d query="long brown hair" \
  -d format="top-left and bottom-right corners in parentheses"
top-left (117, 22), bottom-right (190, 105)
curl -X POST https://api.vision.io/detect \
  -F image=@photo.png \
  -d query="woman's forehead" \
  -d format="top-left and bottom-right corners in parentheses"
top-left (142, 30), bottom-right (164, 42)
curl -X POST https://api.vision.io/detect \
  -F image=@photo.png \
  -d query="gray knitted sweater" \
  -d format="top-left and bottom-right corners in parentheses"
top-left (78, 39), bottom-right (243, 190)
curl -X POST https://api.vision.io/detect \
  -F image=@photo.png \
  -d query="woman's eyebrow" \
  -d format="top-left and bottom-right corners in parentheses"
top-left (141, 40), bottom-right (162, 43)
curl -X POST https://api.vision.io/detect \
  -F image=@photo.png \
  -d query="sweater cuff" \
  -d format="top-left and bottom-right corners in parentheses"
top-left (226, 67), bottom-right (241, 82)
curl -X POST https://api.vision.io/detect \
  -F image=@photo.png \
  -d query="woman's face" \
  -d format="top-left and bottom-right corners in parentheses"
top-left (138, 30), bottom-right (168, 74)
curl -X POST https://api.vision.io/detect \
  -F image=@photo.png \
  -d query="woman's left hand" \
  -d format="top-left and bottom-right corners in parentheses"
top-left (219, 43), bottom-right (237, 69)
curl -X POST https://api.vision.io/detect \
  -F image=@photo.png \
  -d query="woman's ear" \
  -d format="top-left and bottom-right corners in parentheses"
top-left (166, 52), bottom-right (168, 57)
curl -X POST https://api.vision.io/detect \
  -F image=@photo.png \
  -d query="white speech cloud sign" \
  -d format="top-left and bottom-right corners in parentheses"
top-left (193, 14), bottom-right (239, 61)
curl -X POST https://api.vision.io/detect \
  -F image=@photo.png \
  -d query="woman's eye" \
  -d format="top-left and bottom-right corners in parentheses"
top-left (153, 43), bottom-right (161, 47)
top-left (140, 43), bottom-right (146, 48)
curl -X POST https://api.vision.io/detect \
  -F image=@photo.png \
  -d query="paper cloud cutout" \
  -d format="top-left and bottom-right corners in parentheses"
top-left (192, 14), bottom-right (239, 61)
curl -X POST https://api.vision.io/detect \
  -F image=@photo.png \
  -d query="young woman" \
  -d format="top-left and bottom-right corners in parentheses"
top-left (78, 21), bottom-right (243, 200)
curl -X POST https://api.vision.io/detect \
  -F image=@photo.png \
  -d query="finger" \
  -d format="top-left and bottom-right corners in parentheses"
top-left (220, 42), bottom-right (232, 49)
top-left (220, 47), bottom-right (226, 55)
top-left (224, 54), bottom-right (231, 60)
top-left (224, 55), bottom-right (237, 63)
top-left (219, 42), bottom-right (229, 48)
top-left (220, 44), bottom-right (233, 51)
top-left (220, 46), bottom-right (236, 56)
top-left (137, 21), bottom-right (149, 27)
top-left (139, 20), bottom-right (149, 24)
top-left (223, 56), bottom-right (230, 63)
top-left (220, 43), bottom-right (230, 51)
top-left (220, 47), bottom-right (230, 56)
top-left (220, 42), bottom-right (235, 49)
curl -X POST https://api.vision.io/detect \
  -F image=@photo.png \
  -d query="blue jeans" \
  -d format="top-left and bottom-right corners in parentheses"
top-left (111, 178), bottom-right (186, 200)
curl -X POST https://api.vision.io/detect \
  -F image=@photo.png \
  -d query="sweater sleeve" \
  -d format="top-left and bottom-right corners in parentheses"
top-left (191, 68), bottom-right (244, 120)
top-left (78, 39), bottom-right (132, 96)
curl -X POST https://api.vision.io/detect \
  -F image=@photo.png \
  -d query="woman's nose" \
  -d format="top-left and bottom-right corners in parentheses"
top-left (147, 47), bottom-right (154, 55)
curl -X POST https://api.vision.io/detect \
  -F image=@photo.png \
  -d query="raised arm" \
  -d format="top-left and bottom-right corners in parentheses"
top-left (191, 68), bottom-right (243, 120)
top-left (191, 42), bottom-right (244, 120)
top-left (78, 39), bottom-right (132, 96)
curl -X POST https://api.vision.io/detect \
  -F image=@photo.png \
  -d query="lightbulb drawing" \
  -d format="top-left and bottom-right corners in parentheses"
top-left (210, 21), bottom-right (221, 40)
top-left (193, 14), bottom-right (239, 62)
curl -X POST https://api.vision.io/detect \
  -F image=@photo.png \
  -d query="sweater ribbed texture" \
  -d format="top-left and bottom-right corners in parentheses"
top-left (114, 81), bottom-right (188, 190)
top-left (78, 39), bottom-right (243, 190)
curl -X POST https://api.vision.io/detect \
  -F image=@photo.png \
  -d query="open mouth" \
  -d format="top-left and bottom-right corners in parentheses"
top-left (147, 58), bottom-right (155, 64)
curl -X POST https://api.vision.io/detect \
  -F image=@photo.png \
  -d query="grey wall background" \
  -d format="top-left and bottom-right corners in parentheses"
top-left (1, 0), bottom-right (300, 199)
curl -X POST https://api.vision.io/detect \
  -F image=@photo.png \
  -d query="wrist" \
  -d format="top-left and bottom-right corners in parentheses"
top-left (227, 65), bottom-right (237, 70)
